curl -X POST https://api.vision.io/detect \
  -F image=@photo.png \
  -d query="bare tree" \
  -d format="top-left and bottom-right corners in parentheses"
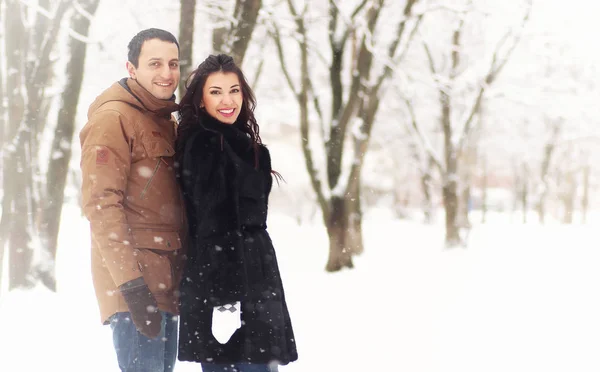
top-left (581, 156), bottom-right (591, 224)
top-left (39, 0), bottom-right (100, 291)
top-left (208, 0), bottom-right (262, 65)
top-left (409, 1), bottom-right (531, 246)
top-left (535, 118), bottom-right (561, 224)
top-left (178, 0), bottom-right (197, 98)
top-left (0, 0), bottom-right (5, 293)
top-left (178, 0), bottom-right (263, 93)
top-left (513, 161), bottom-right (530, 224)
top-left (0, 0), bottom-right (84, 290)
top-left (271, 0), bottom-right (422, 271)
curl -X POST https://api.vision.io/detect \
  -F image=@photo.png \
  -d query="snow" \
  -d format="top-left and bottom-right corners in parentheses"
top-left (2, 0), bottom-right (600, 370)
top-left (1, 205), bottom-right (600, 371)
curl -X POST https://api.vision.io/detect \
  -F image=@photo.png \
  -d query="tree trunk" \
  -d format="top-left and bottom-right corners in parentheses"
top-left (582, 162), bottom-right (590, 224)
top-left (421, 169), bottom-right (434, 224)
top-left (2, 0), bottom-right (34, 290)
top-left (325, 196), bottom-right (354, 272)
top-left (1, 0), bottom-right (71, 290)
top-left (521, 179), bottom-right (528, 224)
top-left (0, 0), bottom-right (5, 294)
top-left (8, 155), bottom-right (34, 290)
top-left (562, 171), bottom-right (575, 224)
top-left (481, 155), bottom-right (488, 224)
top-left (461, 185), bottom-right (471, 228)
top-left (39, 0), bottom-right (100, 292)
top-left (346, 181), bottom-right (364, 256)
top-left (536, 198), bottom-right (546, 224)
top-left (443, 180), bottom-right (461, 247)
top-left (211, 1), bottom-right (228, 54)
top-left (211, 0), bottom-right (262, 66)
top-left (229, 0), bottom-right (261, 65)
top-left (537, 123), bottom-right (559, 224)
top-left (178, 0), bottom-right (196, 99)
top-left (441, 84), bottom-right (461, 246)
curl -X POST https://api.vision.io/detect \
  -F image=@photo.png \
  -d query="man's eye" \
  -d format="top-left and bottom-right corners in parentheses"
top-left (170, 62), bottom-right (179, 68)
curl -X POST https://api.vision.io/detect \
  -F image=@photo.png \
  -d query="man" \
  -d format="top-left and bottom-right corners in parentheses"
top-left (80, 28), bottom-right (184, 372)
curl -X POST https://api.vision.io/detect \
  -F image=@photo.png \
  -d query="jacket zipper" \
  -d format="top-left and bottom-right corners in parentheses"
top-left (140, 158), bottom-right (163, 199)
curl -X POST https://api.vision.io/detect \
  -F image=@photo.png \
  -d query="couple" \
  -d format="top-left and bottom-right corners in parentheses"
top-left (79, 28), bottom-right (298, 372)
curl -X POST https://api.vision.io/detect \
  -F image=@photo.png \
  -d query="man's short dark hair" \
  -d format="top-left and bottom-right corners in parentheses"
top-left (127, 28), bottom-right (180, 68)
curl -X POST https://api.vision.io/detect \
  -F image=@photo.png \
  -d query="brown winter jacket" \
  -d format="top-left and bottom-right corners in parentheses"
top-left (80, 78), bottom-right (186, 324)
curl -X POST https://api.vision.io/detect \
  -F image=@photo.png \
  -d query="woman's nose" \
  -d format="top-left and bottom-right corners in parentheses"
top-left (221, 94), bottom-right (233, 105)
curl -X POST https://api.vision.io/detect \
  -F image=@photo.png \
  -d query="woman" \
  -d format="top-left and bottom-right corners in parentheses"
top-left (175, 54), bottom-right (298, 372)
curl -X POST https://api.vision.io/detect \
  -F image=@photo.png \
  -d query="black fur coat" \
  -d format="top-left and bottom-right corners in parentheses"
top-left (176, 114), bottom-right (298, 365)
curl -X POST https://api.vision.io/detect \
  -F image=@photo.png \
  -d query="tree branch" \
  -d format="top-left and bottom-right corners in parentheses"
top-left (422, 39), bottom-right (436, 74)
top-left (456, 0), bottom-right (532, 152)
top-left (269, 24), bottom-right (299, 99)
top-left (372, 1), bottom-right (423, 95)
top-left (282, 0), bottom-right (331, 220)
top-left (402, 96), bottom-right (444, 172)
top-left (330, 0), bottom-right (369, 47)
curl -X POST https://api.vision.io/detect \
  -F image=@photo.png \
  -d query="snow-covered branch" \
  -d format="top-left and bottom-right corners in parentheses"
top-left (18, 0), bottom-right (52, 19)
top-left (73, 0), bottom-right (95, 22)
top-left (269, 23), bottom-right (299, 98)
top-left (456, 0), bottom-right (532, 152)
top-left (402, 96), bottom-right (445, 173)
top-left (329, 0), bottom-right (369, 47)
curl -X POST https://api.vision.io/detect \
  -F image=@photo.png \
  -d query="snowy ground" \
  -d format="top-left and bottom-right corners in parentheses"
top-left (1, 205), bottom-right (599, 371)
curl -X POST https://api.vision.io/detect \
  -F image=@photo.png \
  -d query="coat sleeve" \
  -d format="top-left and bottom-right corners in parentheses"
top-left (180, 133), bottom-right (224, 237)
top-left (80, 110), bottom-right (142, 287)
top-left (261, 145), bottom-right (274, 198)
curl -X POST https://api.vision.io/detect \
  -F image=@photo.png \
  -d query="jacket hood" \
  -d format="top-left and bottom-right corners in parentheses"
top-left (87, 78), bottom-right (179, 119)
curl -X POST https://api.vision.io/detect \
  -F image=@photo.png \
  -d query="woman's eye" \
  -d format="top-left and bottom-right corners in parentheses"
top-left (210, 90), bottom-right (220, 95)
top-left (231, 88), bottom-right (240, 93)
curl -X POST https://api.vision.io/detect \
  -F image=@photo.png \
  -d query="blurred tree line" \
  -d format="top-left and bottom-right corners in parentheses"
top-left (1, 0), bottom-right (595, 293)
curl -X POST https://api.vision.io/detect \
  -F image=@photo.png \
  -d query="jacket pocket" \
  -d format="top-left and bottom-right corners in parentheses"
top-left (142, 136), bottom-right (175, 158)
top-left (136, 248), bottom-right (174, 294)
top-left (139, 136), bottom-right (176, 199)
top-left (131, 229), bottom-right (182, 251)
top-left (139, 159), bottom-right (163, 199)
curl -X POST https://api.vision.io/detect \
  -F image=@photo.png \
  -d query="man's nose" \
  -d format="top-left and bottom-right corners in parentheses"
top-left (160, 65), bottom-right (172, 79)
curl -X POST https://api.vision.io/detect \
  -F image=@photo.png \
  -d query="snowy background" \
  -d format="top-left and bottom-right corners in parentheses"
top-left (3, 207), bottom-right (600, 371)
top-left (2, 0), bottom-right (600, 371)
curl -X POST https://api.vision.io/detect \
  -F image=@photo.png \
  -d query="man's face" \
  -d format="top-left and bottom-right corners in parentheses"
top-left (126, 38), bottom-right (180, 100)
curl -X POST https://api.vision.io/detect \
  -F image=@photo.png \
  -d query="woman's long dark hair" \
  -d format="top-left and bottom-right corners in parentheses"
top-left (176, 54), bottom-right (283, 184)
top-left (176, 54), bottom-right (261, 154)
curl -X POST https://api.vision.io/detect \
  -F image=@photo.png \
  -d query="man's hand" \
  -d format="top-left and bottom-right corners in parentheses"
top-left (119, 277), bottom-right (162, 338)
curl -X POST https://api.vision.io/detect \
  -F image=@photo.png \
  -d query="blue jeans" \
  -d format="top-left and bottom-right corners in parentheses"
top-left (201, 363), bottom-right (279, 372)
top-left (109, 311), bottom-right (178, 372)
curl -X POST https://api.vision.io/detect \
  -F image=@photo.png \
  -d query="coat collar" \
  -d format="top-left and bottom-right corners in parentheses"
top-left (119, 78), bottom-right (179, 117)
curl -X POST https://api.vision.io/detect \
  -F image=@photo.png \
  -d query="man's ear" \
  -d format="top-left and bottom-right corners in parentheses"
top-left (126, 61), bottom-right (137, 79)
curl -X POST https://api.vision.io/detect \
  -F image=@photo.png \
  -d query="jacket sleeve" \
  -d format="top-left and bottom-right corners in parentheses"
top-left (80, 110), bottom-right (142, 287)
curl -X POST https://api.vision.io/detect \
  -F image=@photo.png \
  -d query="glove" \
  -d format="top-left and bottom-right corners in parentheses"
top-left (212, 301), bottom-right (241, 344)
top-left (119, 277), bottom-right (162, 338)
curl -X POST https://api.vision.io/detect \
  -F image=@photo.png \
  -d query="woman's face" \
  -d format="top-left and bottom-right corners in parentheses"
top-left (200, 71), bottom-right (243, 125)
